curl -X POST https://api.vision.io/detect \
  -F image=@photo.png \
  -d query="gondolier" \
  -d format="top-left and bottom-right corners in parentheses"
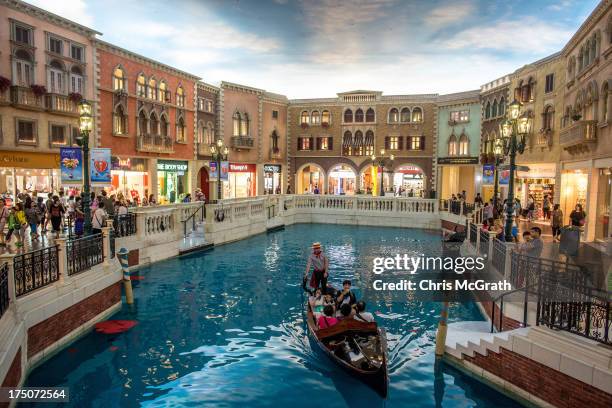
top-left (304, 242), bottom-right (329, 293)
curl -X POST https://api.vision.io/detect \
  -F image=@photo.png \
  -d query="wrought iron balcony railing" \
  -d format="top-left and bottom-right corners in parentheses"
top-left (231, 136), bottom-right (254, 149)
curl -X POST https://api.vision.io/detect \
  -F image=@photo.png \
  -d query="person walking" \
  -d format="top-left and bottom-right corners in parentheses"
top-left (570, 204), bottom-right (586, 227)
top-left (7, 203), bottom-right (27, 248)
top-left (49, 196), bottom-right (65, 239)
top-left (91, 201), bottom-right (108, 235)
top-left (552, 204), bottom-right (563, 242)
top-left (100, 190), bottom-right (114, 218)
top-left (25, 200), bottom-right (40, 241)
top-left (543, 195), bottom-right (551, 220)
top-left (0, 199), bottom-right (9, 247)
top-left (74, 197), bottom-right (85, 237)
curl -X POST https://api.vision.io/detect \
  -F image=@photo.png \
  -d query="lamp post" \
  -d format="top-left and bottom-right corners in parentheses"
top-left (210, 139), bottom-right (229, 201)
top-left (492, 137), bottom-right (504, 216)
top-left (371, 149), bottom-right (394, 196)
top-left (496, 99), bottom-right (532, 241)
top-left (76, 99), bottom-right (93, 235)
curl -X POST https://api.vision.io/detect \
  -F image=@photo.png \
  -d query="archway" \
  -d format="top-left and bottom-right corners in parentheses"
top-left (198, 167), bottom-right (210, 201)
top-left (328, 164), bottom-right (357, 195)
top-left (359, 165), bottom-right (377, 195)
top-left (296, 163), bottom-right (325, 194)
top-left (393, 164), bottom-right (426, 197)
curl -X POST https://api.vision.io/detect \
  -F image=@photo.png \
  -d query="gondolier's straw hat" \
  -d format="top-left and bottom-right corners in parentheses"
top-left (312, 242), bottom-right (321, 249)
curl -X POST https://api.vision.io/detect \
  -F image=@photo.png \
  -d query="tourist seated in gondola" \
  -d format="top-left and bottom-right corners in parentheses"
top-left (353, 301), bottom-right (375, 323)
top-left (318, 305), bottom-right (338, 329)
top-left (309, 288), bottom-right (325, 316)
top-left (336, 280), bottom-right (357, 308)
top-left (337, 303), bottom-right (354, 320)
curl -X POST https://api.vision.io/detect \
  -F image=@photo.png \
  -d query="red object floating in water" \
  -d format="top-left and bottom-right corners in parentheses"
top-left (109, 346), bottom-right (119, 352)
top-left (95, 320), bottom-right (138, 334)
top-left (131, 276), bottom-right (145, 280)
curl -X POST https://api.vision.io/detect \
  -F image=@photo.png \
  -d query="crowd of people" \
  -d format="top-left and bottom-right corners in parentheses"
top-left (303, 242), bottom-right (374, 330)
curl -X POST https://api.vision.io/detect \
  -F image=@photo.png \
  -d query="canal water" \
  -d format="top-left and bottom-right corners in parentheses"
top-left (24, 224), bottom-right (521, 407)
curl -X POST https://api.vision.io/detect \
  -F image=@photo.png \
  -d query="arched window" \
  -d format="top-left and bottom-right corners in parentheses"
top-left (160, 115), bottom-right (169, 137)
top-left (459, 133), bottom-right (469, 155)
top-left (113, 105), bottom-right (127, 135)
top-left (344, 109), bottom-right (353, 123)
top-left (311, 110), bottom-right (320, 125)
top-left (321, 110), bottom-right (331, 125)
top-left (342, 131), bottom-right (353, 156)
top-left (271, 130), bottom-right (279, 152)
top-left (70, 66), bottom-right (83, 94)
top-left (400, 107), bottom-right (411, 122)
top-left (13, 49), bottom-right (33, 86)
top-left (353, 130), bottom-right (364, 155)
top-left (113, 67), bottom-right (125, 91)
top-left (147, 77), bottom-right (157, 100)
top-left (197, 120), bottom-right (205, 144)
top-left (485, 102), bottom-right (491, 119)
top-left (176, 86), bottom-right (185, 107)
top-left (365, 108), bottom-right (375, 122)
top-left (301, 111), bottom-right (309, 125)
top-left (448, 133), bottom-right (458, 156)
top-left (355, 108), bottom-right (364, 122)
top-left (602, 81), bottom-right (609, 123)
top-left (240, 113), bottom-right (249, 137)
top-left (233, 111), bottom-right (241, 136)
top-left (158, 81), bottom-right (167, 103)
top-left (207, 122), bottom-right (215, 145)
top-left (176, 117), bottom-right (186, 142)
top-left (492, 100), bottom-right (498, 117)
top-left (364, 130), bottom-right (374, 156)
top-left (150, 112), bottom-right (159, 135)
top-left (412, 107), bottom-right (423, 122)
top-left (47, 59), bottom-right (65, 94)
top-left (499, 98), bottom-right (505, 116)
top-left (136, 73), bottom-right (146, 97)
top-left (543, 105), bottom-right (554, 131)
top-left (528, 78), bottom-right (535, 101)
top-left (138, 110), bottom-right (148, 135)
top-left (388, 108), bottom-right (399, 123)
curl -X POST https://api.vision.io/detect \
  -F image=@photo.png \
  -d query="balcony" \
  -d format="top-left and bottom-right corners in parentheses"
top-left (197, 142), bottom-right (213, 157)
top-left (231, 136), bottom-right (254, 149)
top-left (136, 134), bottom-right (174, 154)
top-left (560, 120), bottom-right (597, 151)
top-left (45, 93), bottom-right (78, 116)
top-left (0, 88), bottom-right (9, 105)
top-left (534, 129), bottom-right (552, 147)
top-left (270, 147), bottom-right (281, 159)
top-left (10, 86), bottom-right (44, 110)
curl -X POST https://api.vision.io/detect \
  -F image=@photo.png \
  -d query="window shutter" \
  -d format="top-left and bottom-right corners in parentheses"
top-left (407, 137), bottom-right (412, 150)
top-left (328, 137), bottom-right (333, 150)
top-left (316, 137), bottom-right (321, 150)
top-left (420, 136), bottom-right (426, 150)
top-left (297, 137), bottom-right (303, 150)
top-left (384, 137), bottom-right (390, 150)
top-left (309, 137), bottom-right (314, 150)
top-left (398, 136), bottom-right (403, 150)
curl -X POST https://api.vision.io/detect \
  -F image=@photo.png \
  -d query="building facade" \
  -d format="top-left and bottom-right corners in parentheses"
top-left (95, 40), bottom-right (199, 204)
top-left (194, 81), bottom-right (219, 200)
top-left (558, 0), bottom-right (612, 241)
top-left (217, 82), bottom-right (288, 199)
top-left (436, 90), bottom-right (481, 201)
top-left (288, 90), bottom-right (437, 197)
top-left (510, 52), bottom-right (566, 215)
top-left (0, 0), bottom-right (98, 199)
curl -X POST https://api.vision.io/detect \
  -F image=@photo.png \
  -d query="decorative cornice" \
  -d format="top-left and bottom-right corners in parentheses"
top-left (437, 90), bottom-right (480, 104)
top-left (197, 81), bottom-right (219, 93)
top-left (220, 81), bottom-right (264, 95)
top-left (562, 0), bottom-right (611, 55)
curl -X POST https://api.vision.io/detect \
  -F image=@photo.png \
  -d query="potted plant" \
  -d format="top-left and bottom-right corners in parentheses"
top-left (0, 76), bottom-right (10, 93)
top-left (571, 109), bottom-right (582, 121)
top-left (68, 92), bottom-right (82, 103)
top-left (300, 122), bottom-right (309, 129)
top-left (30, 84), bottom-right (47, 97)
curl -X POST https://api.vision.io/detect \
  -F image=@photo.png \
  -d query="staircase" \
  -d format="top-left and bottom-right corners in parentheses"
top-left (179, 205), bottom-right (212, 255)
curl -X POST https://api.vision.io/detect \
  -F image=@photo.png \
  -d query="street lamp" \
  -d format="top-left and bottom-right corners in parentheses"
top-left (210, 139), bottom-right (229, 201)
top-left (371, 149), bottom-right (394, 196)
top-left (496, 99), bottom-right (532, 241)
top-left (77, 99), bottom-right (93, 235)
top-left (492, 136), bottom-right (504, 215)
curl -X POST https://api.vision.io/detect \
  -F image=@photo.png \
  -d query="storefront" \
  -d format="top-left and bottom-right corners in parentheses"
top-left (264, 164), bottom-right (282, 195)
top-left (157, 159), bottom-right (189, 204)
top-left (226, 163), bottom-right (256, 198)
top-left (328, 164), bottom-right (356, 195)
top-left (298, 164), bottom-right (323, 194)
top-left (437, 157), bottom-right (479, 201)
top-left (110, 156), bottom-right (148, 204)
top-left (0, 151), bottom-right (61, 203)
top-left (515, 163), bottom-right (556, 219)
top-left (392, 165), bottom-right (425, 197)
top-left (359, 165), bottom-right (377, 195)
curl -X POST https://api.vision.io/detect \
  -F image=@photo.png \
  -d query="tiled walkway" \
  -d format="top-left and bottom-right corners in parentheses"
top-left (0, 229), bottom-right (69, 256)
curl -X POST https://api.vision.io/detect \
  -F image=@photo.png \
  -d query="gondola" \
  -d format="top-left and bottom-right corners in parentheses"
top-left (305, 297), bottom-right (389, 398)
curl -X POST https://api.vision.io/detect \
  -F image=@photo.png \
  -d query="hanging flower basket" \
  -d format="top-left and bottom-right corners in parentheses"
top-left (300, 122), bottom-right (309, 129)
top-left (30, 84), bottom-right (47, 97)
top-left (0, 76), bottom-right (10, 93)
top-left (571, 114), bottom-right (582, 121)
top-left (68, 92), bottom-right (82, 103)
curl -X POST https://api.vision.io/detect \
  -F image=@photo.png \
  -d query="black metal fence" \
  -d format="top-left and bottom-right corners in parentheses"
top-left (66, 233), bottom-right (104, 276)
top-left (113, 213), bottom-right (137, 237)
top-left (510, 252), bottom-right (585, 289)
top-left (479, 228), bottom-right (489, 255)
top-left (470, 223), bottom-right (478, 244)
top-left (537, 280), bottom-right (611, 346)
top-left (14, 246), bottom-right (59, 297)
top-left (0, 262), bottom-right (9, 318)
top-left (491, 238), bottom-right (507, 274)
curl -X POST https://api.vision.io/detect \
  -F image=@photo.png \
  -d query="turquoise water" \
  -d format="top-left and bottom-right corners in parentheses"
top-left (24, 224), bottom-right (521, 407)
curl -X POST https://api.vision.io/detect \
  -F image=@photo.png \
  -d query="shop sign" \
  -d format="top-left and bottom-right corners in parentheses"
top-left (437, 157), bottom-right (479, 165)
top-left (0, 151), bottom-right (60, 169)
top-left (220, 161), bottom-right (229, 181)
top-left (90, 148), bottom-right (112, 184)
top-left (229, 163), bottom-right (256, 173)
top-left (157, 160), bottom-right (188, 172)
top-left (264, 164), bottom-right (281, 173)
top-left (112, 156), bottom-right (147, 172)
top-left (60, 147), bottom-right (83, 184)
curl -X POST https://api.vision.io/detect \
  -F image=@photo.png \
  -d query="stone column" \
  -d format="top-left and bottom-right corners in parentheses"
top-left (0, 253), bottom-right (18, 315)
top-left (55, 237), bottom-right (68, 284)
top-left (102, 223), bottom-right (112, 265)
top-left (488, 230), bottom-right (497, 261)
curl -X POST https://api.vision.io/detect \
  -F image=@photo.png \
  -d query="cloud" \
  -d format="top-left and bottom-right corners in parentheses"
top-left (425, 0), bottom-right (476, 28)
top-left (548, 0), bottom-right (573, 11)
top-left (26, 0), bottom-right (95, 28)
top-left (441, 17), bottom-right (573, 53)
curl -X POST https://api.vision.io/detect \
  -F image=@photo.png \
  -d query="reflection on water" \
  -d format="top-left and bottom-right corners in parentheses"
top-left (24, 224), bottom-right (522, 407)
